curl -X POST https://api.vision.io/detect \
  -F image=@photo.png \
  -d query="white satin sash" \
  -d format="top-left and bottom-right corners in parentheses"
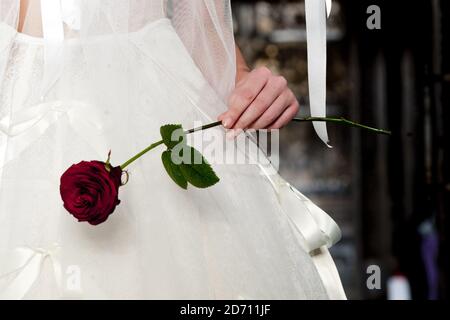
top-left (258, 164), bottom-right (341, 254)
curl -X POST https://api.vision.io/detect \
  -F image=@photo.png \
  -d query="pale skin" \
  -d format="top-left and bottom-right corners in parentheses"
top-left (219, 47), bottom-right (300, 130)
top-left (18, 1), bottom-right (299, 129)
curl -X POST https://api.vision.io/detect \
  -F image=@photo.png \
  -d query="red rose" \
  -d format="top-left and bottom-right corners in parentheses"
top-left (60, 161), bottom-right (123, 225)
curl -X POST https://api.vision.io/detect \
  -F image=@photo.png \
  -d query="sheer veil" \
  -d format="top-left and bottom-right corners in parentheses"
top-left (0, 0), bottom-right (235, 116)
top-left (0, 0), bottom-right (341, 260)
top-left (1, 0), bottom-right (331, 141)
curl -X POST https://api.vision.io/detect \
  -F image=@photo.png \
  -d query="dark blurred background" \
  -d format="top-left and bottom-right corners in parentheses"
top-left (231, 0), bottom-right (450, 300)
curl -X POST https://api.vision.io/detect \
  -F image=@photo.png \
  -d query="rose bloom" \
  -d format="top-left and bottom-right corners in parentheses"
top-left (60, 161), bottom-right (123, 225)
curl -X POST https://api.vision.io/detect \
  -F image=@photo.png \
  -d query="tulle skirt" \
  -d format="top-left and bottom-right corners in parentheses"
top-left (0, 18), bottom-right (345, 299)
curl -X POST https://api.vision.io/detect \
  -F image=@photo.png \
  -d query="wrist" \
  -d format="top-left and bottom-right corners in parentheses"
top-left (236, 66), bottom-right (250, 83)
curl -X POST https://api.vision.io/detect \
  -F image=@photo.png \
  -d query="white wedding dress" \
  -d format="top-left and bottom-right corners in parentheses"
top-left (0, 0), bottom-right (346, 299)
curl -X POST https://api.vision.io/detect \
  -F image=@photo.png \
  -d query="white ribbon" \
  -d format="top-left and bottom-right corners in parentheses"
top-left (305, 0), bottom-right (331, 146)
top-left (0, 100), bottom-right (106, 167)
top-left (40, 0), bottom-right (65, 99)
top-left (0, 243), bottom-right (62, 299)
top-left (61, 0), bottom-right (82, 31)
top-left (0, 101), bottom-right (103, 138)
top-left (258, 161), bottom-right (345, 299)
top-left (257, 163), bottom-right (341, 254)
top-left (325, 0), bottom-right (332, 18)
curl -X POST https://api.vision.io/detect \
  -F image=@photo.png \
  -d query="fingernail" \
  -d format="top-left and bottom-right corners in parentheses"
top-left (222, 117), bottom-right (233, 129)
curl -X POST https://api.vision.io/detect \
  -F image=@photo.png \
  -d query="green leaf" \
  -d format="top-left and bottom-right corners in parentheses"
top-left (160, 124), bottom-right (220, 190)
top-left (161, 150), bottom-right (188, 189)
top-left (179, 146), bottom-right (220, 189)
top-left (160, 124), bottom-right (186, 149)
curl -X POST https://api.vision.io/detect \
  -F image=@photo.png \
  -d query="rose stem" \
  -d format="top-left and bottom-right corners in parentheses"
top-left (119, 117), bottom-right (391, 170)
top-left (120, 122), bottom-right (223, 170)
top-left (120, 140), bottom-right (165, 170)
top-left (292, 117), bottom-right (392, 136)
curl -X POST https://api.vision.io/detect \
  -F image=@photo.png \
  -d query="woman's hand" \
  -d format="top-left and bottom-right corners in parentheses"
top-left (218, 66), bottom-right (300, 130)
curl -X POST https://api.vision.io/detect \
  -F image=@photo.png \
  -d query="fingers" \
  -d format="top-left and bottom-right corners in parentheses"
top-left (268, 101), bottom-right (300, 129)
top-left (219, 66), bottom-right (300, 132)
top-left (233, 75), bottom-right (288, 130)
top-left (219, 67), bottom-right (271, 128)
top-left (249, 89), bottom-right (293, 129)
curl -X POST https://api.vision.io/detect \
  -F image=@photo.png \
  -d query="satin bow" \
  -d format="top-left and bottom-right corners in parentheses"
top-left (0, 243), bottom-right (62, 299)
top-left (0, 100), bottom-right (106, 168)
top-left (257, 160), bottom-right (344, 299)
top-left (258, 163), bottom-right (341, 254)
